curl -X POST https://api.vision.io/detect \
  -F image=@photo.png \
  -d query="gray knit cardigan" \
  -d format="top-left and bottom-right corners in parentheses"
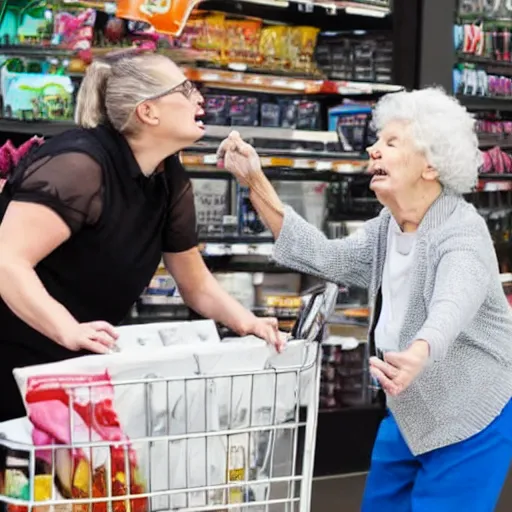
top-left (272, 190), bottom-right (512, 455)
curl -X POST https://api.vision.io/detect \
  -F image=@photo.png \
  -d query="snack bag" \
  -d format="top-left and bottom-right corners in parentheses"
top-left (195, 13), bottom-right (225, 62)
top-left (116, 0), bottom-right (201, 36)
top-left (25, 372), bottom-right (147, 512)
top-left (259, 26), bottom-right (289, 68)
top-left (288, 26), bottom-right (320, 73)
top-left (222, 19), bottom-right (262, 65)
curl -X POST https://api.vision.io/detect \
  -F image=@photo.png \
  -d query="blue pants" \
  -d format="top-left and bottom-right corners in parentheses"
top-left (362, 400), bottom-right (512, 512)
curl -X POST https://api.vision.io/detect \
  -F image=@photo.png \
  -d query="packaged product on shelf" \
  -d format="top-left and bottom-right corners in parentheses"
top-left (192, 178), bottom-right (230, 235)
top-left (229, 96), bottom-right (259, 126)
top-left (278, 99), bottom-right (320, 130)
top-left (328, 103), bottom-right (374, 152)
top-left (237, 185), bottom-right (267, 236)
top-left (53, 9), bottom-right (96, 50)
top-left (203, 94), bottom-right (231, 125)
top-left (0, 67), bottom-right (74, 121)
top-left (260, 102), bottom-right (281, 127)
top-left (320, 337), bottom-right (368, 410)
top-left (116, 0), bottom-right (198, 36)
top-left (288, 26), bottom-right (320, 74)
top-left (258, 26), bottom-right (289, 69)
top-left (222, 19), bottom-right (262, 65)
top-left (194, 13), bottom-right (225, 63)
top-left (0, 1), bottom-right (53, 45)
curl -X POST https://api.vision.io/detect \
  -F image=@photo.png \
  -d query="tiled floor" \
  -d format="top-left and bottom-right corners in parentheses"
top-left (310, 470), bottom-right (512, 511)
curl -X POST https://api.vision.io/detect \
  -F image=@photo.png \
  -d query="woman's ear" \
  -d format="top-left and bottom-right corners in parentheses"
top-left (422, 165), bottom-right (439, 183)
top-left (135, 101), bottom-right (160, 127)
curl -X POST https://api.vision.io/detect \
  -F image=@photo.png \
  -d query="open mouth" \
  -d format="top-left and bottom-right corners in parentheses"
top-left (369, 166), bottom-right (388, 181)
top-left (195, 109), bottom-right (205, 129)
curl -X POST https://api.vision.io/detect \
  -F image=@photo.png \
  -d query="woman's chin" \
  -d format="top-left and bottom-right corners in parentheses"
top-left (370, 180), bottom-right (393, 202)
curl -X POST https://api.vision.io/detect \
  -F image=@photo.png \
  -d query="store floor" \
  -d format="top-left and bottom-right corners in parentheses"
top-left (310, 470), bottom-right (512, 511)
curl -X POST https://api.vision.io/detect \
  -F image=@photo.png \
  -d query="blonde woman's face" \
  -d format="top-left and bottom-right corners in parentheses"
top-left (152, 60), bottom-right (205, 145)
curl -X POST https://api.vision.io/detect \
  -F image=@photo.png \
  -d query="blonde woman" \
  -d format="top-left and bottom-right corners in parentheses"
top-left (0, 52), bottom-right (283, 421)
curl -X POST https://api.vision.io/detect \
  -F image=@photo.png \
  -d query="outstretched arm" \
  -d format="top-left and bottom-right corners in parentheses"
top-left (217, 132), bottom-right (379, 288)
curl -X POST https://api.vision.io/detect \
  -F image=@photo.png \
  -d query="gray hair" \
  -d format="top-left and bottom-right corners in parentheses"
top-left (372, 87), bottom-right (483, 194)
top-left (75, 52), bottom-right (174, 134)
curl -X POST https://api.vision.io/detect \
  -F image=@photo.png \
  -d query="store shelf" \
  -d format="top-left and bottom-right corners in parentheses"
top-left (201, 240), bottom-right (274, 257)
top-left (457, 95), bottom-right (512, 112)
top-left (479, 135), bottom-right (512, 149)
top-left (456, 53), bottom-right (512, 75)
top-left (187, 67), bottom-right (401, 94)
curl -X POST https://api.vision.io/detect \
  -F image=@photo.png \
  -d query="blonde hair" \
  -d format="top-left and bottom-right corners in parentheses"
top-left (75, 52), bottom-right (174, 133)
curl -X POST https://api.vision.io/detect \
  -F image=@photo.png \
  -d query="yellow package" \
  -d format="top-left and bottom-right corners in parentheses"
top-left (288, 26), bottom-right (320, 73)
top-left (259, 25), bottom-right (289, 68)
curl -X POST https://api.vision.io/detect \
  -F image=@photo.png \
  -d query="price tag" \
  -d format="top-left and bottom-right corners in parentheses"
top-left (203, 154), bottom-right (217, 165)
top-left (315, 161), bottom-right (333, 171)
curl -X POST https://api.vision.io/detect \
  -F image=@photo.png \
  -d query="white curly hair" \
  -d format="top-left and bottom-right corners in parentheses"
top-left (371, 87), bottom-right (482, 194)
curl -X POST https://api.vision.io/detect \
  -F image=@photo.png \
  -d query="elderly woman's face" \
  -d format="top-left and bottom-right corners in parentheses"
top-left (367, 120), bottom-right (432, 201)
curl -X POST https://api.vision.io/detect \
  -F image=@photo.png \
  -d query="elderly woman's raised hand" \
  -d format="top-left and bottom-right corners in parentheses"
top-left (369, 340), bottom-right (430, 396)
top-left (216, 131), bottom-right (263, 186)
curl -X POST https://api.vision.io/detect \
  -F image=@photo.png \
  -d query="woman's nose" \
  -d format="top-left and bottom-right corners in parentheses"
top-left (367, 145), bottom-right (381, 159)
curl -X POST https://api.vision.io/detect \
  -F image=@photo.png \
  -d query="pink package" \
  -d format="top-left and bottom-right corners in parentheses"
top-left (25, 372), bottom-right (147, 512)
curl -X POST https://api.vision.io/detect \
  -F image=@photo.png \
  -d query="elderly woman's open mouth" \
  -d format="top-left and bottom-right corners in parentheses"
top-left (369, 166), bottom-right (388, 182)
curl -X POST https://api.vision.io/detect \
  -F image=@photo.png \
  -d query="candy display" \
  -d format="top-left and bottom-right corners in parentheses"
top-left (203, 93), bottom-right (322, 130)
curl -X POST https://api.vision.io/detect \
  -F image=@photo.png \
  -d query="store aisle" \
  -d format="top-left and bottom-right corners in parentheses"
top-left (310, 470), bottom-right (512, 511)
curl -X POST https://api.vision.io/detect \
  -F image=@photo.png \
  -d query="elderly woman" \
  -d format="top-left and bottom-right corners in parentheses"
top-left (217, 87), bottom-right (512, 511)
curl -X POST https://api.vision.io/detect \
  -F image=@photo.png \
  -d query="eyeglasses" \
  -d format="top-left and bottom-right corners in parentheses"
top-left (145, 80), bottom-right (199, 102)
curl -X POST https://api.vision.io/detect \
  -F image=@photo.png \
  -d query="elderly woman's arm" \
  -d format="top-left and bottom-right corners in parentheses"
top-left (413, 224), bottom-right (492, 362)
top-left (217, 133), bottom-right (379, 288)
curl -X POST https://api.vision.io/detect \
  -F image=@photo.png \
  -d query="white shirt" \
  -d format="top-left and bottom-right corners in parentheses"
top-left (374, 218), bottom-right (417, 352)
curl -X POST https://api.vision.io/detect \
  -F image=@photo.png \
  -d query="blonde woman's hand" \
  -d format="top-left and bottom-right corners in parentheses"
top-left (245, 316), bottom-right (288, 353)
top-left (216, 131), bottom-right (263, 186)
top-left (59, 321), bottom-right (119, 354)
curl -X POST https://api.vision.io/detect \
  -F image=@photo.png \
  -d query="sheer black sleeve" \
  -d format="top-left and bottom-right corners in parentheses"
top-left (11, 152), bottom-right (103, 234)
top-left (162, 155), bottom-right (199, 253)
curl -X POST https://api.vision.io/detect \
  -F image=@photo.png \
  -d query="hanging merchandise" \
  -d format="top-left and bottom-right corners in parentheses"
top-left (116, 0), bottom-right (202, 36)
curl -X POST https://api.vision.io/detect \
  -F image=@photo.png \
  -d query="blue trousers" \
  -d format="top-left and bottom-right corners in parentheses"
top-left (361, 400), bottom-right (512, 512)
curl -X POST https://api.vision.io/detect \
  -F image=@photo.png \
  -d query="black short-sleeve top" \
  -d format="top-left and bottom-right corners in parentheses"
top-left (0, 124), bottom-right (198, 360)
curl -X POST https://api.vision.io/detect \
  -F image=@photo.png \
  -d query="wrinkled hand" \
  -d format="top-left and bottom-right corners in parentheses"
top-left (245, 317), bottom-right (288, 353)
top-left (59, 321), bottom-right (119, 354)
top-left (216, 131), bottom-right (262, 186)
top-left (369, 340), bottom-right (430, 396)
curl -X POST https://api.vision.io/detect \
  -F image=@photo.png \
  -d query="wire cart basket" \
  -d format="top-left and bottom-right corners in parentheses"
top-left (0, 283), bottom-right (339, 512)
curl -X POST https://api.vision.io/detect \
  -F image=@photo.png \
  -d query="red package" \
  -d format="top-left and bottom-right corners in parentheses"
top-left (26, 373), bottom-right (147, 512)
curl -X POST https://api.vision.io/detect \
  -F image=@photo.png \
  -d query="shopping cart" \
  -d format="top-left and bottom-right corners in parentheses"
top-left (0, 283), bottom-right (339, 512)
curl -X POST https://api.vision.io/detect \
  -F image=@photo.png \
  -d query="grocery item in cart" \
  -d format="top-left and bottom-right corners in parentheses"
top-left (26, 372), bottom-right (147, 512)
